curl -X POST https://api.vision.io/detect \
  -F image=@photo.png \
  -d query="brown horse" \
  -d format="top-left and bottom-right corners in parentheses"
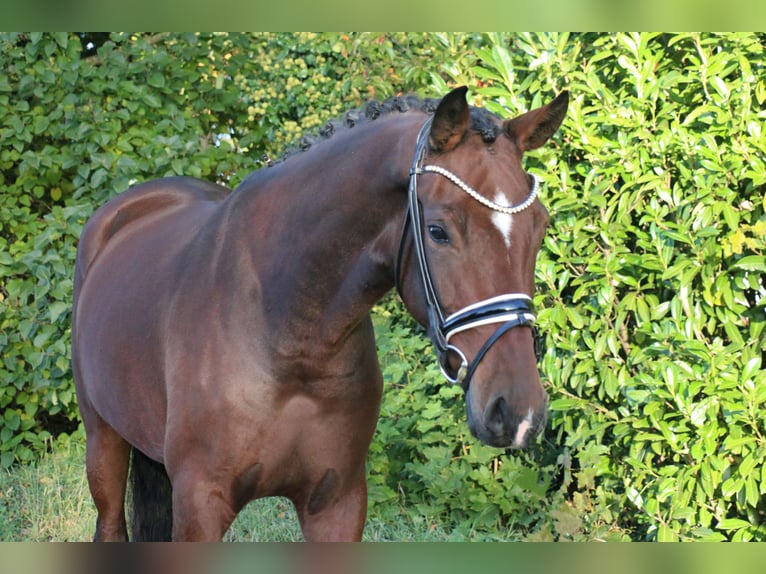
top-left (72, 86), bottom-right (568, 541)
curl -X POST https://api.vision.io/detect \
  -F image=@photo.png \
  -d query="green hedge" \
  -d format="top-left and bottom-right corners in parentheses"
top-left (368, 32), bottom-right (766, 541)
top-left (1, 32), bottom-right (764, 541)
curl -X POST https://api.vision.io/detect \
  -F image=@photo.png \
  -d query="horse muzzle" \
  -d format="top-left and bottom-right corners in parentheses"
top-left (466, 391), bottom-right (548, 449)
top-left (433, 294), bottom-right (547, 449)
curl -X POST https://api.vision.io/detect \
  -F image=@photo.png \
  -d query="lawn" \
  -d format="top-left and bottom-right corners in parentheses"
top-left (0, 434), bottom-right (483, 542)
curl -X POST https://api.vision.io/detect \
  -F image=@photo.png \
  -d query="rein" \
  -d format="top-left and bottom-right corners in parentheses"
top-left (396, 118), bottom-right (543, 388)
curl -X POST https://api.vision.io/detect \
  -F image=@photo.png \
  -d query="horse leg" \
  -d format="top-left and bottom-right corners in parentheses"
top-left (296, 475), bottom-right (368, 542)
top-left (169, 468), bottom-right (237, 541)
top-left (83, 415), bottom-right (131, 542)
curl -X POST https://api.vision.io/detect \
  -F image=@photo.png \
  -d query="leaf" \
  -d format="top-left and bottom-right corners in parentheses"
top-left (0, 452), bottom-right (15, 468)
top-left (90, 168), bottom-right (108, 190)
top-left (731, 256), bottom-right (766, 272)
top-left (141, 92), bottom-right (161, 108)
top-left (4, 410), bottom-right (20, 431)
top-left (548, 398), bottom-right (582, 411)
top-left (716, 518), bottom-right (752, 531)
top-left (53, 32), bottom-right (70, 50)
top-left (148, 73), bottom-right (166, 89)
top-left (657, 524), bottom-right (679, 542)
top-left (47, 301), bottom-right (70, 323)
top-left (564, 307), bottom-right (585, 329)
top-left (721, 477), bottom-right (743, 498)
top-left (550, 506), bottom-right (582, 538)
top-left (745, 476), bottom-right (760, 508)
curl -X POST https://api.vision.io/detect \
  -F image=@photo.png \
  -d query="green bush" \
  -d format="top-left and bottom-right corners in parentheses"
top-left (369, 32), bottom-right (766, 541)
top-left (2, 32), bottom-right (764, 542)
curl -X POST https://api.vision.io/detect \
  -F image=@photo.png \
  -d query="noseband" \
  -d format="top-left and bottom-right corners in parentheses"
top-left (396, 118), bottom-right (544, 388)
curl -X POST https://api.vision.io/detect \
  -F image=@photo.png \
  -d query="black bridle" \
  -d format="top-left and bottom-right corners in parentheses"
top-left (395, 118), bottom-right (544, 388)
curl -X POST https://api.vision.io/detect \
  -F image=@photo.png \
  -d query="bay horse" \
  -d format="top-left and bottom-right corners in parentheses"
top-left (72, 86), bottom-right (569, 541)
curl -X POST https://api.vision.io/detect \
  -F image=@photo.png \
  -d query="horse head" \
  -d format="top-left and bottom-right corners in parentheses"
top-left (398, 86), bottom-right (568, 449)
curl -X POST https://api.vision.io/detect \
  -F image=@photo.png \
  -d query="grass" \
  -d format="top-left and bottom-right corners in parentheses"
top-left (0, 437), bottom-right (94, 542)
top-left (0, 435), bottom-right (480, 542)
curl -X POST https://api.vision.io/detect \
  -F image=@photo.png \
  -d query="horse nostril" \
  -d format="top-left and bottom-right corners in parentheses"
top-left (486, 396), bottom-right (509, 434)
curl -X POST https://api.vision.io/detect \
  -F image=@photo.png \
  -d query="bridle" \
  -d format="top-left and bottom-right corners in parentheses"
top-left (395, 118), bottom-right (544, 388)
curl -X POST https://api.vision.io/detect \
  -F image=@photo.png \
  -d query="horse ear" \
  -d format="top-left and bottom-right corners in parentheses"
top-left (429, 86), bottom-right (470, 152)
top-left (505, 91), bottom-right (569, 152)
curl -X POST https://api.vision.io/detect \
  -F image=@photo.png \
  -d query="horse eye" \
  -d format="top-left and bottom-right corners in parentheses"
top-left (428, 224), bottom-right (450, 244)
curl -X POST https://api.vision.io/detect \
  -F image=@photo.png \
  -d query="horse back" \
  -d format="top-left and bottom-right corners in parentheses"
top-left (74, 177), bottom-right (229, 289)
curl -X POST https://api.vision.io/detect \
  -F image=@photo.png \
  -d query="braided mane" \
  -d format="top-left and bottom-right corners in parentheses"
top-left (278, 92), bottom-right (503, 162)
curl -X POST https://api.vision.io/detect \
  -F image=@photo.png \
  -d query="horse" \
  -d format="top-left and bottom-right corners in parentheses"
top-left (71, 86), bottom-right (569, 541)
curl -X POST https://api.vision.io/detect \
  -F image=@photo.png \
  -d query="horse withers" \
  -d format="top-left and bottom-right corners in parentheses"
top-left (71, 86), bottom-right (568, 541)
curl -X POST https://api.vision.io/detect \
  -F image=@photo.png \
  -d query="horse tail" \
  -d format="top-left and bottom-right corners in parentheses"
top-left (129, 448), bottom-right (173, 541)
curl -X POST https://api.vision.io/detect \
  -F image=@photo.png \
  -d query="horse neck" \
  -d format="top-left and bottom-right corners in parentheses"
top-left (231, 114), bottom-right (422, 354)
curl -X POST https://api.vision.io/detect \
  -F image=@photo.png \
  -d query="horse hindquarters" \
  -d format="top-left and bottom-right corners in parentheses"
top-left (129, 448), bottom-right (174, 541)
